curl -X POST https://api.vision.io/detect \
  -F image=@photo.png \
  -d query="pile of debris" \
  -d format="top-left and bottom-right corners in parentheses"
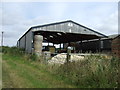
top-left (48, 53), bottom-right (84, 65)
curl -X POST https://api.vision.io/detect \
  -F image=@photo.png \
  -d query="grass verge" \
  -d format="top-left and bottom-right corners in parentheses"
top-left (2, 46), bottom-right (119, 88)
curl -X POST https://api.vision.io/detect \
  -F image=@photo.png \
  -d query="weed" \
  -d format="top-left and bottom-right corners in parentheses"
top-left (2, 46), bottom-right (119, 88)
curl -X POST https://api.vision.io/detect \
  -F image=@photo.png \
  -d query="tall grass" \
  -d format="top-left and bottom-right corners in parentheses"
top-left (2, 46), bottom-right (40, 61)
top-left (50, 55), bottom-right (119, 88)
top-left (2, 46), bottom-right (119, 88)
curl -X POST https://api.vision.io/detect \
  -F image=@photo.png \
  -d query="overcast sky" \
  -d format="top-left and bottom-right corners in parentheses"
top-left (0, 1), bottom-right (118, 46)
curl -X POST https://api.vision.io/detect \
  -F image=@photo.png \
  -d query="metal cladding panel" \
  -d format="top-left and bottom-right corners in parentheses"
top-left (26, 30), bottom-right (33, 53)
top-left (77, 40), bottom-right (100, 52)
top-left (17, 41), bottom-right (19, 47)
top-left (19, 36), bottom-right (25, 49)
top-left (32, 21), bottom-right (104, 37)
top-left (103, 39), bottom-right (112, 49)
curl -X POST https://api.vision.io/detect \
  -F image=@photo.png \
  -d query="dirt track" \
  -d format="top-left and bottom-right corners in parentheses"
top-left (2, 59), bottom-right (75, 88)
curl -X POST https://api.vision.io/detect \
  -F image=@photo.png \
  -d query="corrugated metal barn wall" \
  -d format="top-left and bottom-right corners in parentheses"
top-left (25, 30), bottom-right (33, 53)
top-left (75, 39), bottom-right (112, 53)
top-left (32, 21), bottom-right (104, 37)
top-left (76, 40), bottom-right (100, 53)
top-left (18, 30), bottom-right (33, 53)
top-left (19, 35), bottom-right (25, 49)
top-left (102, 39), bottom-right (112, 51)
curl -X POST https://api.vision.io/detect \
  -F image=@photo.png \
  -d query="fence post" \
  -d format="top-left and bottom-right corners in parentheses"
top-left (66, 47), bottom-right (71, 63)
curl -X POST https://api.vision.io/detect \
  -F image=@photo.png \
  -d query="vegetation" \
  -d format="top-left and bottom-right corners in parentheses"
top-left (2, 46), bottom-right (75, 88)
top-left (2, 46), bottom-right (119, 88)
top-left (53, 55), bottom-right (119, 88)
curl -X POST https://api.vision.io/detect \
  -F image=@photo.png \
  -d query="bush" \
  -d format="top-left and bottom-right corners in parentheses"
top-left (2, 46), bottom-right (119, 88)
top-left (2, 46), bottom-right (25, 56)
top-left (2, 46), bottom-right (39, 61)
top-left (54, 54), bottom-right (119, 88)
top-left (30, 54), bottom-right (38, 61)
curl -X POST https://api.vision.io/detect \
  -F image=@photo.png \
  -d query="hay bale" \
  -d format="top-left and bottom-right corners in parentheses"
top-left (48, 53), bottom-right (84, 65)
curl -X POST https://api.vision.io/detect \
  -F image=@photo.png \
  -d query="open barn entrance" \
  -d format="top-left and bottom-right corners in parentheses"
top-left (33, 30), bottom-right (103, 56)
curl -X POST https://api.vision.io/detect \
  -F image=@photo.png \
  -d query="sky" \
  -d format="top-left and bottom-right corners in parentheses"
top-left (0, 1), bottom-right (119, 46)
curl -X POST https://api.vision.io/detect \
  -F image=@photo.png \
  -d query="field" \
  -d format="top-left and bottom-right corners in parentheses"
top-left (2, 46), bottom-right (119, 88)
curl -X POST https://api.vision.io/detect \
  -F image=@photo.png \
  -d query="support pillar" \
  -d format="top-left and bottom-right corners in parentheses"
top-left (66, 47), bottom-right (71, 63)
top-left (63, 43), bottom-right (65, 49)
top-left (99, 38), bottom-right (101, 52)
top-left (60, 43), bottom-right (62, 50)
top-left (34, 35), bottom-right (43, 56)
top-left (81, 40), bottom-right (82, 53)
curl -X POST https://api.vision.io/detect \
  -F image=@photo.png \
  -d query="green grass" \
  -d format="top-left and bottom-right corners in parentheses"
top-left (2, 47), bottom-right (76, 88)
top-left (2, 46), bottom-right (119, 88)
top-left (53, 55), bottom-right (119, 88)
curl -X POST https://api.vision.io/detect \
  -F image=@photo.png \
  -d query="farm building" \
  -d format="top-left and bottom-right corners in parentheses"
top-left (111, 35), bottom-right (120, 58)
top-left (17, 20), bottom-right (108, 55)
top-left (75, 34), bottom-right (118, 53)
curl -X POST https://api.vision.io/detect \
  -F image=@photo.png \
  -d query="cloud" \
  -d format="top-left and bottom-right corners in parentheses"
top-left (1, 6), bottom-right (53, 46)
top-left (1, 0), bottom-right (120, 2)
top-left (1, 3), bottom-right (52, 46)
top-left (96, 11), bottom-right (118, 35)
top-left (2, 17), bottom-right (53, 46)
top-left (118, 2), bottom-right (120, 34)
top-left (69, 2), bottom-right (118, 36)
top-left (49, 2), bottom-right (69, 19)
top-left (1, 2), bottom-right (118, 46)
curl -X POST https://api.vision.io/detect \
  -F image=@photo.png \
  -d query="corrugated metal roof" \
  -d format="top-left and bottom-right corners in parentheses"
top-left (32, 20), bottom-right (107, 38)
top-left (18, 20), bottom-right (108, 41)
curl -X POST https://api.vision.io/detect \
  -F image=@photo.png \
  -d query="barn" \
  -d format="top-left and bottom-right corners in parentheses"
top-left (76, 34), bottom-right (118, 53)
top-left (17, 20), bottom-right (107, 55)
top-left (112, 35), bottom-right (120, 58)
